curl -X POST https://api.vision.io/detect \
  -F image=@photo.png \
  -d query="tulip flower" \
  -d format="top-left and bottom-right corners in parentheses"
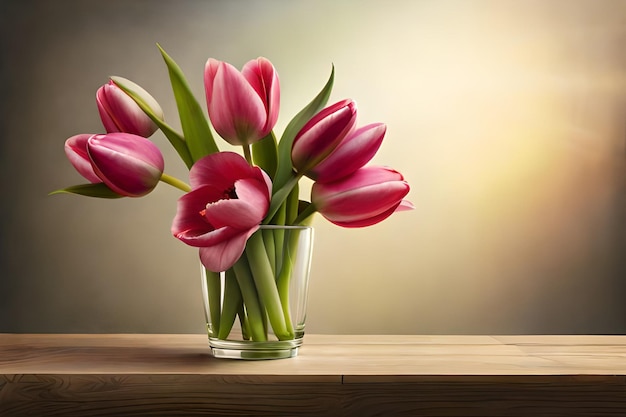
top-left (311, 166), bottom-right (411, 227)
top-left (171, 152), bottom-right (272, 272)
top-left (307, 123), bottom-right (386, 183)
top-left (64, 132), bottom-right (164, 197)
top-left (64, 134), bottom-right (103, 184)
top-left (204, 57), bottom-right (279, 146)
top-left (96, 78), bottom-right (164, 137)
top-left (291, 99), bottom-right (357, 175)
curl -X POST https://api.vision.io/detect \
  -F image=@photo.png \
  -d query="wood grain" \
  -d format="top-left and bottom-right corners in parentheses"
top-left (1, 334), bottom-right (626, 416)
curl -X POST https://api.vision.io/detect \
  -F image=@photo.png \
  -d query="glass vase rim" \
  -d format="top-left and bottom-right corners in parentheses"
top-left (258, 224), bottom-right (312, 230)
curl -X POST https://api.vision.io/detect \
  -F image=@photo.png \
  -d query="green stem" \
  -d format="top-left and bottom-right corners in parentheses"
top-left (269, 204), bottom-right (287, 271)
top-left (159, 173), bottom-right (191, 192)
top-left (205, 268), bottom-right (221, 338)
top-left (275, 229), bottom-right (302, 337)
top-left (218, 268), bottom-right (242, 339)
top-left (285, 183), bottom-right (300, 225)
top-left (270, 197), bottom-right (287, 225)
top-left (246, 231), bottom-right (292, 340)
top-left (293, 202), bottom-right (318, 225)
top-left (242, 144), bottom-right (253, 165)
top-left (264, 174), bottom-right (302, 224)
top-left (272, 227), bottom-right (284, 278)
top-left (232, 255), bottom-right (267, 341)
top-left (276, 263), bottom-right (294, 337)
top-left (262, 229), bottom-right (276, 276)
top-left (238, 303), bottom-right (251, 340)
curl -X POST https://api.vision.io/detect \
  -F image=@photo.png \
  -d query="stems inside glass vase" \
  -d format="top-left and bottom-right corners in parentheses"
top-left (203, 225), bottom-right (313, 345)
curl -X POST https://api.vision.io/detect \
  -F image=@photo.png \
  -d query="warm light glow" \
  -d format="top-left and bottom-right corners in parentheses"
top-left (3, 0), bottom-right (625, 334)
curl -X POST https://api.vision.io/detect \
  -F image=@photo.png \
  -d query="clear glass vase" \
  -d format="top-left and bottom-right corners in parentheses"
top-left (201, 225), bottom-right (314, 359)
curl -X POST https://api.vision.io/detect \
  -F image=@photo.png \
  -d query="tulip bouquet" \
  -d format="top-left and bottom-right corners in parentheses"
top-left (53, 45), bottom-right (412, 350)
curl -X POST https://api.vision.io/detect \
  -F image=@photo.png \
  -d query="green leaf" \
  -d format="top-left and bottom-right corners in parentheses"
top-left (157, 44), bottom-right (219, 164)
top-left (252, 131), bottom-right (278, 179)
top-left (273, 65), bottom-right (335, 191)
top-left (262, 66), bottom-right (335, 223)
top-left (295, 200), bottom-right (317, 226)
top-left (49, 183), bottom-right (123, 199)
top-left (286, 183), bottom-right (300, 225)
top-left (111, 76), bottom-right (194, 169)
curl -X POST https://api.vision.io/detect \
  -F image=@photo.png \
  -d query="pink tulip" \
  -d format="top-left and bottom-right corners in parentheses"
top-left (311, 166), bottom-right (411, 228)
top-left (204, 57), bottom-right (279, 145)
top-left (171, 152), bottom-right (272, 272)
top-left (291, 99), bottom-right (357, 175)
top-left (64, 133), bottom-right (164, 197)
top-left (96, 78), bottom-right (164, 137)
top-left (396, 200), bottom-right (416, 212)
top-left (307, 123), bottom-right (386, 183)
top-left (64, 134), bottom-right (102, 184)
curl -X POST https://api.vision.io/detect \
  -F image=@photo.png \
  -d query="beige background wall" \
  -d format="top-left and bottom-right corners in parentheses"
top-left (1, 0), bottom-right (625, 334)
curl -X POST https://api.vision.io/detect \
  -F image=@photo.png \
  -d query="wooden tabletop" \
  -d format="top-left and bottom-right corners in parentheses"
top-left (2, 333), bottom-right (626, 377)
top-left (2, 334), bottom-right (626, 416)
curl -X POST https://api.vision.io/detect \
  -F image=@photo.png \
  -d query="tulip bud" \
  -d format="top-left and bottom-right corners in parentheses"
top-left (307, 123), bottom-right (386, 183)
top-left (96, 78), bottom-right (164, 137)
top-left (87, 133), bottom-right (164, 197)
top-left (64, 133), bottom-right (103, 183)
top-left (65, 133), bottom-right (164, 197)
top-left (291, 99), bottom-right (357, 175)
top-left (204, 57), bottom-right (280, 145)
top-left (311, 166), bottom-right (411, 228)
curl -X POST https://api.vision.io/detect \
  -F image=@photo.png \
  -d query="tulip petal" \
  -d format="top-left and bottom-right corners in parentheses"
top-left (311, 123), bottom-right (386, 183)
top-left (241, 58), bottom-right (268, 106)
top-left (172, 151), bottom-right (271, 272)
top-left (311, 166), bottom-right (410, 228)
top-left (114, 77), bottom-right (164, 121)
top-left (208, 61), bottom-right (266, 145)
top-left (291, 99), bottom-right (357, 173)
top-left (178, 223), bottom-right (242, 248)
top-left (190, 151), bottom-right (259, 190)
top-left (242, 57), bottom-right (280, 134)
top-left (96, 80), bottom-right (161, 137)
top-left (396, 200), bottom-right (415, 212)
top-left (172, 185), bottom-right (253, 246)
top-left (113, 75), bottom-right (194, 169)
top-left (203, 178), bottom-right (270, 230)
top-left (199, 226), bottom-right (259, 272)
top-left (234, 176), bottom-right (272, 211)
top-left (171, 185), bottom-right (223, 241)
top-left (87, 133), bottom-right (164, 197)
top-left (64, 134), bottom-right (101, 183)
top-left (327, 204), bottom-right (401, 228)
top-left (96, 87), bottom-right (120, 133)
top-left (204, 58), bottom-right (221, 107)
top-left (315, 180), bottom-right (409, 221)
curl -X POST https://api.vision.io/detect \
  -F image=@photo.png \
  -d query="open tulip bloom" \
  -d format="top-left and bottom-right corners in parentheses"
top-left (52, 44), bottom-right (412, 342)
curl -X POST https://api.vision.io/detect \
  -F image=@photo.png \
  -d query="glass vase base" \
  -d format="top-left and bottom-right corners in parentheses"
top-left (208, 337), bottom-right (303, 360)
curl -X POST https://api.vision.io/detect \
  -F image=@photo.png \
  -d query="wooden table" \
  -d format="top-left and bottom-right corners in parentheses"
top-left (1, 334), bottom-right (625, 416)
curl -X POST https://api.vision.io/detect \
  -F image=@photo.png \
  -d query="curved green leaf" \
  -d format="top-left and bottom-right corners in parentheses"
top-left (263, 66), bottom-right (334, 223)
top-left (273, 65), bottom-right (334, 191)
top-left (49, 183), bottom-right (123, 199)
top-left (110, 76), bottom-right (193, 169)
top-left (157, 44), bottom-right (219, 164)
